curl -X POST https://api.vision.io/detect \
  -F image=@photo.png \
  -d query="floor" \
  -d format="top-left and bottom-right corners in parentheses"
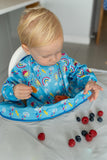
top-left (63, 11), bottom-right (107, 71)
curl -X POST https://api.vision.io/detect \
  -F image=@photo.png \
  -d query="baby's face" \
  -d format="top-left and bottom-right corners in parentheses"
top-left (30, 37), bottom-right (63, 66)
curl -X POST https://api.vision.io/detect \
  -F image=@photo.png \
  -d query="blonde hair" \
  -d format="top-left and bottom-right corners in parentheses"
top-left (17, 7), bottom-right (63, 48)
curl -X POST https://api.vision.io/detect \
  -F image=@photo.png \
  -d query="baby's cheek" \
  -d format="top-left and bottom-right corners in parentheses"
top-left (44, 59), bottom-right (49, 65)
top-left (57, 54), bottom-right (62, 61)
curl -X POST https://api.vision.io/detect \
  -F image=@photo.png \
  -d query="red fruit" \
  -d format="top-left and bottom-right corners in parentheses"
top-left (85, 134), bottom-right (93, 142)
top-left (98, 111), bottom-right (103, 117)
top-left (82, 116), bottom-right (89, 124)
top-left (68, 139), bottom-right (76, 147)
top-left (38, 133), bottom-right (45, 141)
top-left (54, 95), bottom-right (68, 103)
top-left (89, 129), bottom-right (97, 138)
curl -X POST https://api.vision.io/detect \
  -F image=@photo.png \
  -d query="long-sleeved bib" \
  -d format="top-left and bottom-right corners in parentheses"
top-left (0, 53), bottom-right (97, 121)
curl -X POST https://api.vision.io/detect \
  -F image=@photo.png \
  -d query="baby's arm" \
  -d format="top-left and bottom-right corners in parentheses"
top-left (67, 56), bottom-right (103, 101)
top-left (1, 63), bottom-right (32, 101)
top-left (68, 58), bottom-right (97, 86)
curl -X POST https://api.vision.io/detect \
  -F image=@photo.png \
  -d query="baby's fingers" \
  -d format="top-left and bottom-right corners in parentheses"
top-left (88, 90), bottom-right (99, 102)
top-left (20, 85), bottom-right (33, 92)
top-left (19, 89), bottom-right (32, 95)
top-left (21, 95), bottom-right (31, 99)
top-left (97, 85), bottom-right (103, 91)
top-left (84, 84), bottom-right (91, 94)
top-left (94, 90), bottom-right (99, 100)
top-left (17, 93), bottom-right (31, 99)
top-left (88, 95), bottom-right (94, 102)
top-left (84, 82), bottom-right (103, 95)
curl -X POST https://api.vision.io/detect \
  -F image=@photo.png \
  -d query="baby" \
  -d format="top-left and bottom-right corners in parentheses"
top-left (1, 7), bottom-right (103, 107)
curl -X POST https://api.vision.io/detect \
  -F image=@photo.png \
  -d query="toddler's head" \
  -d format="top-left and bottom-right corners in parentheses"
top-left (17, 7), bottom-right (63, 66)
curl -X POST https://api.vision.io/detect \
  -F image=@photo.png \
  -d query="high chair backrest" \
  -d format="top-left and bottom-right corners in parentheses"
top-left (8, 46), bottom-right (26, 76)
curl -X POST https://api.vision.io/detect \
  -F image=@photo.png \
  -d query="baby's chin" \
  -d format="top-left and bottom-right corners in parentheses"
top-left (42, 64), bottom-right (56, 66)
top-left (39, 62), bottom-right (57, 66)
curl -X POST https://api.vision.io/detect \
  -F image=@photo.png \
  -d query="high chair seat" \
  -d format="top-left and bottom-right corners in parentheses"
top-left (8, 46), bottom-right (26, 76)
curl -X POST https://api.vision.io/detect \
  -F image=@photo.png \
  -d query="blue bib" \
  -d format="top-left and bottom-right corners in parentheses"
top-left (0, 53), bottom-right (97, 122)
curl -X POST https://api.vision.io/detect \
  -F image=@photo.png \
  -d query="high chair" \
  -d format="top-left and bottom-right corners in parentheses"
top-left (0, 46), bottom-right (26, 103)
top-left (8, 46), bottom-right (26, 76)
top-left (8, 46), bottom-right (27, 106)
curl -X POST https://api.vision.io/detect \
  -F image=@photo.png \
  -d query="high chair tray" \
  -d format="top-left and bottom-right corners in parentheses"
top-left (0, 90), bottom-right (91, 122)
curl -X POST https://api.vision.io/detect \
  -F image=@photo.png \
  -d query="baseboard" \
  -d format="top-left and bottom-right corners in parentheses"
top-left (64, 35), bottom-right (90, 45)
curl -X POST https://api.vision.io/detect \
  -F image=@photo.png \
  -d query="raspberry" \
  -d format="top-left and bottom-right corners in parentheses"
top-left (38, 133), bottom-right (45, 141)
top-left (89, 129), bottom-right (97, 138)
top-left (68, 139), bottom-right (76, 147)
top-left (85, 134), bottom-right (93, 142)
top-left (98, 111), bottom-right (103, 117)
top-left (82, 116), bottom-right (89, 124)
top-left (54, 95), bottom-right (68, 103)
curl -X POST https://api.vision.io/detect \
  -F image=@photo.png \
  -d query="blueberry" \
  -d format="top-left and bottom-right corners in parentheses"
top-left (89, 113), bottom-right (95, 118)
top-left (81, 130), bottom-right (88, 137)
top-left (97, 117), bottom-right (103, 122)
top-left (89, 117), bottom-right (94, 122)
top-left (76, 117), bottom-right (81, 122)
top-left (75, 135), bottom-right (81, 142)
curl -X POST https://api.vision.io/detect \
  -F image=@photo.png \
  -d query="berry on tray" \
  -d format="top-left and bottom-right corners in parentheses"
top-left (68, 139), bottom-right (76, 147)
top-left (82, 116), bottom-right (89, 124)
top-left (76, 117), bottom-right (81, 122)
top-left (38, 132), bottom-right (45, 141)
top-left (89, 129), bottom-right (97, 138)
top-left (75, 135), bottom-right (81, 142)
top-left (89, 112), bottom-right (95, 118)
top-left (85, 134), bottom-right (93, 142)
top-left (97, 111), bottom-right (104, 117)
top-left (97, 117), bottom-right (103, 122)
top-left (89, 116), bottom-right (94, 122)
top-left (81, 130), bottom-right (88, 137)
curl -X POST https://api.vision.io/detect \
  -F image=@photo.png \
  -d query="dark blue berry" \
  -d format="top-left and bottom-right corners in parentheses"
top-left (97, 117), bottom-right (103, 122)
top-left (89, 113), bottom-right (95, 118)
top-left (89, 117), bottom-right (94, 122)
top-left (75, 135), bottom-right (81, 142)
top-left (81, 130), bottom-right (88, 137)
top-left (76, 117), bottom-right (81, 122)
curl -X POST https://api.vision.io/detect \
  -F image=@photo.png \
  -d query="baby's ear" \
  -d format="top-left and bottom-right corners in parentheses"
top-left (22, 44), bottom-right (31, 55)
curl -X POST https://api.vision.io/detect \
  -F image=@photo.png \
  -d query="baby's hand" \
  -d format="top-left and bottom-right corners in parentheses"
top-left (13, 84), bottom-right (33, 100)
top-left (83, 80), bottom-right (103, 102)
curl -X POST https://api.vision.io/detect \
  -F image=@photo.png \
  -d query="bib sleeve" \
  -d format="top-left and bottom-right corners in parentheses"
top-left (1, 61), bottom-right (28, 101)
top-left (67, 56), bottom-right (97, 88)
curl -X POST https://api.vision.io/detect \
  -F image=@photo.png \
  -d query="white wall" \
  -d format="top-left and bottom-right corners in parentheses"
top-left (41, 0), bottom-right (94, 44)
top-left (7, 8), bottom-right (24, 52)
top-left (0, 13), bottom-right (13, 89)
